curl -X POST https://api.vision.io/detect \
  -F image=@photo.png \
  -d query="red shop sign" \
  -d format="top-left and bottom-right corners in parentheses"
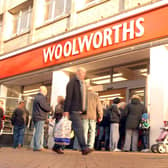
top-left (0, 5), bottom-right (168, 79)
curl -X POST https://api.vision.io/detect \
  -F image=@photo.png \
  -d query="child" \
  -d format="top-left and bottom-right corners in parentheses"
top-left (140, 113), bottom-right (150, 152)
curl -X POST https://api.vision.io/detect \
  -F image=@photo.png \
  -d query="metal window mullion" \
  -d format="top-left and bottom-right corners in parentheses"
top-left (26, 6), bottom-right (31, 31)
top-left (17, 11), bottom-right (22, 35)
top-left (63, 0), bottom-right (67, 14)
top-left (51, 0), bottom-right (56, 19)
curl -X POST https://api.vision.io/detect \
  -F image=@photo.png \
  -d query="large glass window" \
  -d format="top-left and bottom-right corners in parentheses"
top-left (12, 6), bottom-right (32, 36)
top-left (44, 0), bottom-right (70, 22)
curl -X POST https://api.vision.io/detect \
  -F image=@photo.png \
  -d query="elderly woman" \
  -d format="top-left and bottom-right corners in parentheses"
top-left (123, 95), bottom-right (147, 152)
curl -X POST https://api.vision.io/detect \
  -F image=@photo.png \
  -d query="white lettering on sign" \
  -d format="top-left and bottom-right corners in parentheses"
top-left (64, 41), bottom-right (72, 57)
top-left (72, 39), bottom-right (79, 55)
top-left (43, 17), bottom-right (145, 63)
top-left (93, 31), bottom-right (103, 49)
top-left (55, 44), bottom-right (62, 60)
top-left (78, 34), bottom-right (94, 53)
top-left (43, 46), bottom-right (55, 62)
top-left (136, 17), bottom-right (145, 37)
top-left (103, 28), bottom-right (113, 47)
top-left (122, 20), bottom-right (135, 41)
top-left (113, 24), bottom-right (122, 43)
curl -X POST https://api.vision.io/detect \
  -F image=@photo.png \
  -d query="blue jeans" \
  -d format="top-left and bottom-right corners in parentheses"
top-left (98, 126), bottom-right (109, 149)
top-left (82, 119), bottom-right (96, 149)
top-left (142, 129), bottom-right (149, 149)
top-left (70, 112), bottom-right (87, 150)
top-left (33, 121), bottom-right (45, 150)
top-left (13, 125), bottom-right (25, 148)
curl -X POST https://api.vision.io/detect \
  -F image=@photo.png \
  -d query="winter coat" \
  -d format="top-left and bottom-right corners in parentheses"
top-left (81, 91), bottom-right (103, 121)
top-left (11, 107), bottom-right (28, 126)
top-left (99, 108), bottom-right (110, 127)
top-left (64, 76), bottom-right (82, 113)
top-left (108, 104), bottom-right (120, 124)
top-left (32, 93), bottom-right (51, 122)
top-left (125, 98), bottom-right (147, 129)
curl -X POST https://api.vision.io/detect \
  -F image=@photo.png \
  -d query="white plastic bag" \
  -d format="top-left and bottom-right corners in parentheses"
top-left (54, 117), bottom-right (72, 145)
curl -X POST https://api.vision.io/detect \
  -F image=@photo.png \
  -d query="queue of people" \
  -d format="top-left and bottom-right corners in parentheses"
top-left (1, 67), bottom-right (149, 155)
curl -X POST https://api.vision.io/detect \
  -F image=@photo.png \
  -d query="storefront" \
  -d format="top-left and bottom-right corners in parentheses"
top-left (0, 2), bottom-right (168, 147)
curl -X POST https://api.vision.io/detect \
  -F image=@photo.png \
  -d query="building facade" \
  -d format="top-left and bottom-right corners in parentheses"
top-left (0, 0), bottom-right (168, 149)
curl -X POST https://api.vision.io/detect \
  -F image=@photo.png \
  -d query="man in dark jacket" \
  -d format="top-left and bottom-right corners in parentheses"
top-left (123, 95), bottom-right (147, 152)
top-left (11, 100), bottom-right (29, 148)
top-left (32, 86), bottom-right (50, 151)
top-left (109, 98), bottom-right (121, 152)
top-left (64, 68), bottom-right (91, 155)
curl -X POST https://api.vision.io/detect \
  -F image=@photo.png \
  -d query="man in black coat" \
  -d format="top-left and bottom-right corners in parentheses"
top-left (64, 68), bottom-right (91, 155)
top-left (32, 86), bottom-right (51, 151)
top-left (123, 95), bottom-right (147, 152)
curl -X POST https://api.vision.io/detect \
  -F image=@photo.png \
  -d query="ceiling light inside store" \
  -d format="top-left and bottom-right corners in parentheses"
top-left (22, 91), bottom-right (39, 96)
top-left (113, 73), bottom-right (123, 77)
top-left (113, 77), bottom-right (127, 82)
top-left (100, 97), bottom-right (124, 101)
top-left (141, 73), bottom-right (147, 77)
top-left (135, 90), bottom-right (144, 93)
top-left (139, 69), bottom-right (148, 73)
top-left (24, 89), bottom-right (40, 93)
top-left (91, 75), bottom-right (110, 81)
top-left (92, 79), bottom-right (110, 85)
top-left (99, 93), bottom-right (121, 98)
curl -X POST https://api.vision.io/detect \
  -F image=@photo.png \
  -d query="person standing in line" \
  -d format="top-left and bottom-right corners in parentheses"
top-left (81, 87), bottom-right (103, 151)
top-left (11, 101), bottom-right (29, 148)
top-left (96, 103), bottom-right (110, 151)
top-left (109, 98), bottom-right (121, 152)
top-left (32, 86), bottom-right (51, 151)
top-left (123, 95), bottom-right (147, 152)
top-left (0, 100), bottom-right (5, 135)
top-left (52, 96), bottom-right (65, 154)
top-left (64, 68), bottom-right (92, 155)
top-left (118, 102), bottom-right (127, 150)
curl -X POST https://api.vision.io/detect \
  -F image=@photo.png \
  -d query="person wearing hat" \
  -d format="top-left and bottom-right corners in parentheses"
top-left (11, 100), bottom-right (29, 148)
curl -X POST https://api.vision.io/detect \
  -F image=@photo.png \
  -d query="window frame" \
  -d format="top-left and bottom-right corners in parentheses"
top-left (12, 5), bottom-right (32, 37)
top-left (43, 0), bottom-right (69, 24)
top-left (75, 0), bottom-right (109, 12)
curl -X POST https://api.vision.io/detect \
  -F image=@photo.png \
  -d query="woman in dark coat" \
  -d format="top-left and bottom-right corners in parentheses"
top-left (52, 96), bottom-right (64, 154)
top-left (123, 95), bottom-right (147, 152)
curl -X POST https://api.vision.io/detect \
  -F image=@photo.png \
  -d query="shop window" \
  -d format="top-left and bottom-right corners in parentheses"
top-left (75, 0), bottom-right (104, 10)
top-left (11, 6), bottom-right (32, 36)
top-left (44, 0), bottom-right (70, 22)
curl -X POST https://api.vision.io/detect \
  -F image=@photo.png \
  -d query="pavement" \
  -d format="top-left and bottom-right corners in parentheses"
top-left (0, 148), bottom-right (168, 168)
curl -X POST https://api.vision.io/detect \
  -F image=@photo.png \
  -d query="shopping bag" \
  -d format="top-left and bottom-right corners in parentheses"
top-left (54, 117), bottom-right (72, 145)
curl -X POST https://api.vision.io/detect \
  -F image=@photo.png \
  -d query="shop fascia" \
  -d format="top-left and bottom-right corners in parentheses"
top-left (43, 17), bottom-right (144, 63)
